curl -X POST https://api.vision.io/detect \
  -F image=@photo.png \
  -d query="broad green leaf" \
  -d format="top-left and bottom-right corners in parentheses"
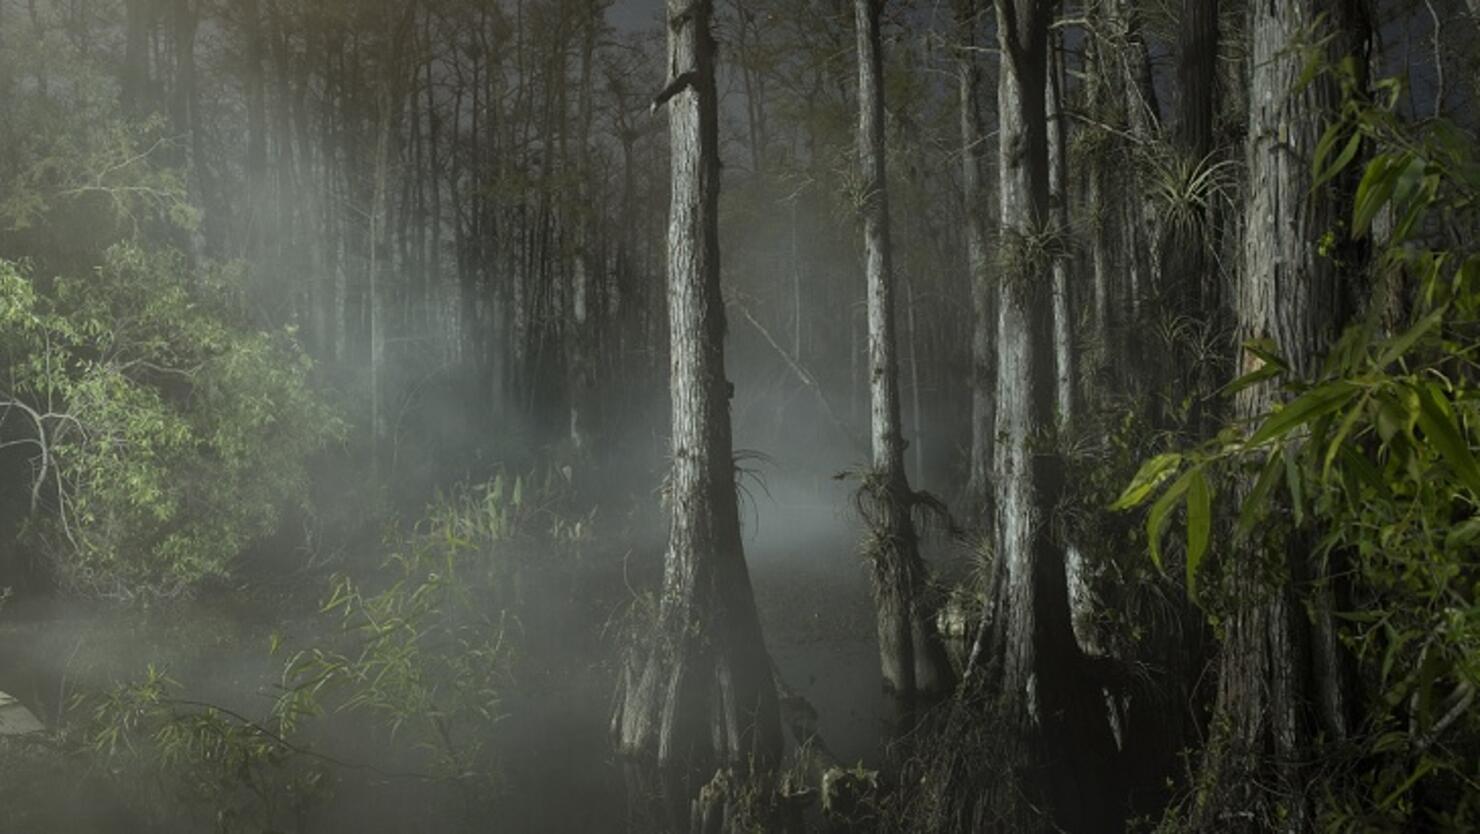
top-left (1376, 391), bottom-right (1413, 445)
top-left (1111, 452), bottom-right (1183, 510)
top-left (1238, 448), bottom-right (1284, 539)
top-left (1389, 156), bottom-right (1430, 219)
top-left (1220, 363), bottom-right (1282, 399)
top-left (1246, 382), bottom-right (1362, 448)
top-left (1323, 392), bottom-right (1370, 482)
top-left (1314, 128), bottom-right (1363, 188)
top-left (1148, 469), bottom-right (1195, 570)
top-left (1242, 338), bottom-right (1291, 372)
top-left (1376, 304), bottom-right (1447, 369)
top-left (1185, 468), bottom-right (1211, 601)
top-left (1353, 153), bottom-right (1406, 237)
top-left (1414, 383), bottom-right (1480, 496)
top-left (1313, 122), bottom-right (1341, 175)
top-left (1285, 446), bottom-right (1305, 526)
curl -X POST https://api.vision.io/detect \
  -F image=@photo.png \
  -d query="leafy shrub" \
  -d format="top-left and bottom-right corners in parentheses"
top-left (1116, 67), bottom-right (1480, 830)
top-left (0, 245), bottom-right (342, 599)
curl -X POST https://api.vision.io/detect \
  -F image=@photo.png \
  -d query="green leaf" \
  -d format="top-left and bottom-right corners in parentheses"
top-left (1148, 470), bottom-right (1195, 570)
top-left (1376, 391), bottom-right (1413, 445)
top-left (1376, 304), bottom-right (1447, 369)
top-left (1185, 468), bottom-right (1211, 601)
top-left (1111, 452), bottom-right (1183, 510)
top-left (1220, 363), bottom-right (1283, 399)
top-left (1414, 383), bottom-right (1480, 496)
top-left (1243, 338), bottom-right (1291, 372)
top-left (1314, 128), bottom-right (1363, 188)
top-left (1446, 517), bottom-right (1480, 550)
top-left (1238, 448), bottom-right (1284, 539)
top-left (1353, 153), bottom-right (1406, 237)
top-left (1322, 392), bottom-right (1370, 482)
top-left (1247, 382), bottom-right (1362, 448)
top-left (1285, 446), bottom-right (1305, 526)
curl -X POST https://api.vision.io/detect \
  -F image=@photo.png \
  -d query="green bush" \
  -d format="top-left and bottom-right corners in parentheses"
top-left (0, 245), bottom-right (342, 599)
top-left (1116, 66), bottom-right (1480, 830)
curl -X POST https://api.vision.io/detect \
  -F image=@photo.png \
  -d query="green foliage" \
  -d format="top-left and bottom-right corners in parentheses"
top-left (1143, 148), bottom-right (1238, 245)
top-left (0, 4), bottom-right (195, 268)
top-left (59, 473), bottom-right (588, 830)
top-left (274, 523), bottom-right (514, 792)
top-left (1116, 69), bottom-right (1480, 829)
top-left (79, 664), bottom-right (330, 833)
top-left (0, 246), bottom-right (342, 599)
top-left (273, 472), bottom-right (585, 793)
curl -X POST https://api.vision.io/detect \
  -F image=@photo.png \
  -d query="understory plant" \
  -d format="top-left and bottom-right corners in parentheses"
top-left (1115, 66), bottom-right (1480, 830)
top-left (0, 246), bottom-right (341, 599)
top-left (64, 471), bottom-right (589, 832)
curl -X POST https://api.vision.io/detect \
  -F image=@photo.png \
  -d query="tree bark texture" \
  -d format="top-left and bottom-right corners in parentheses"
top-left (980, 0), bottom-right (1120, 828)
top-left (959, 0), bottom-right (996, 521)
top-left (1194, 3), bottom-right (1367, 831)
top-left (615, 0), bottom-right (782, 783)
top-left (853, 0), bottom-right (952, 717)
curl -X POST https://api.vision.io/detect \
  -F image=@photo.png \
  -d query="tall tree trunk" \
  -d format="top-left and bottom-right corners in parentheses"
top-left (1192, 3), bottom-right (1367, 831)
top-left (853, 0), bottom-right (953, 720)
top-left (1081, 5), bottom-right (1113, 395)
top-left (1109, 0), bottom-right (1159, 334)
top-left (979, 0), bottom-right (1119, 828)
top-left (568, 0), bottom-right (600, 457)
top-left (1176, 0), bottom-right (1218, 166)
top-left (959, 0), bottom-right (995, 519)
top-left (369, 85), bottom-right (390, 484)
top-left (1151, 0), bottom-right (1221, 374)
top-left (1046, 32), bottom-right (1072, 424)
top-left (614, 0), bottom-right (781, 795)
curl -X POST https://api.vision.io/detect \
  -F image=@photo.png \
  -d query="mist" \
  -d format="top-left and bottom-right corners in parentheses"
top-left (2, 0), bottom-right (1479, 833)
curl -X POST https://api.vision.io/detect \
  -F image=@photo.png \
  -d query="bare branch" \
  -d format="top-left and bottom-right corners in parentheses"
top-left (650, 71), bottom-right (698, 114)
top-left (732, 301), bottom-right (860, 453)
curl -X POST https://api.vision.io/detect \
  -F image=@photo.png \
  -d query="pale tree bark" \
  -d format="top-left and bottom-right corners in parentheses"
top-left (974, 0), bottom-right (1119, 827)
top-left (1046, 32), bottom-right (1072, 424)
top-left (1192, 3), bottom-right (1367, 831)
top-left (1046, 28), bottom-right (1096, 655)
top-left (958, 0), bottom-right (996, 520)
top-left (614, 0), bottom-right (781, 796)
top-left (988, 0), bottom-right (1054, 724)
top-left (853, 0), bottom-right (953, 719)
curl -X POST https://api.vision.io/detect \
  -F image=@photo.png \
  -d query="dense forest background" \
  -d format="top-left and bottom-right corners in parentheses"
top-left (0, 0), bottom-right (1478, 832)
